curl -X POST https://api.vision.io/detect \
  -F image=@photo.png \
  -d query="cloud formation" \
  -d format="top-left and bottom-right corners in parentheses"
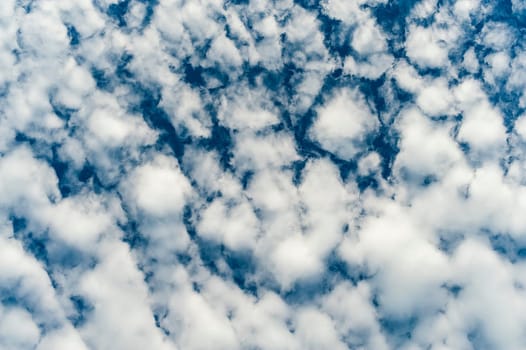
top-left (1, 0), bottom-right (525, 349)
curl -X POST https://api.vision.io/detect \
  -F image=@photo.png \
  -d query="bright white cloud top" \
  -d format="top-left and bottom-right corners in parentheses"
top-left (0, 0), bottom-right (525, 349)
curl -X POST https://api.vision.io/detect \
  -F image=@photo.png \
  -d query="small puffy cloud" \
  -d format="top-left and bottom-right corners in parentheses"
top-left (322, 282), bottom-right (389, 350)
top-left (247, 169), bottom-right (299, 215)
top-left (35, 194), bottom-right (122, 249)
top-left (197, 198), bottom-right (260, 251)
top-left (453, 0), bottom-right (481, 19)
top-left (160, 84), bottom-right (211, 138)
top-left (217, 85), bottom-right (279, 131)
top-left (294, 307), bottom-right (347, 350)
top-left (392, 59), bottom-right (425, 93)
top-left (514, 113), bottom-right (526, 140)
top-left (206, 33), bottom-right (243, 69)
top-left (299, 158), bottom-right (354, 258)
top-left (54, 57), bottom-right (97, 109)
top-left (454, 79), bottom-right (507, 153)
top-left (358, 152), bottom-right (382, 176)
top-left (0, 147), bottom-right (60, 209)
top-left (321, 0), bottom-right (369, 24)
top-left (0, 307), bottom-right (40, 350)
top-left (233, 131), bottom-right (299, 172)
top-left (36, 326), bottom-right (88, 350)
top-left (122, 154), bottom-right (193, 217)
top-left (481, 22), bottom-right (515, 51)
top-left (462, 47), bottom-right (480, 73)
top-left (405, 24), bottom-right (456, 68)
top-left (87, 107), bottom-right (156, 147)
top-left (406, 25), bottom-right (448, 68)
top-left (310, 88), bottom-right (378, 159)
top-left (344, 52), bottom-right (394, 80)
top-left (485, 51), bottom-right (510, 77)
top-left (162, 268), bottom-right (241, 350)
top-left (78, 241), bottom-right (176, 350)
top-left (182, 147), bottom-right (242, 198)
top-left (270, 234), bottom-right (325, 289)
top-left (416, 78), bottom-right (455, 116)
top-left (0, 234), bottom-right (65, 325)
top-left (351, 18), bottom-right (387, 55)
top-left (394, 108), bottom-right (462, 179)
top-left (344, 202), bottom-right (450, 318)
top-left (450, 239), bottom-right (526, 349)
top-left (18, 8), bottom-right (69, 57)
top-left (84, 92), bottom-right (157, 148)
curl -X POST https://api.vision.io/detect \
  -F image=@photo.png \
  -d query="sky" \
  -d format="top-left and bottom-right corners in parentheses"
top-left (0, 0), bottom-right (526, 349)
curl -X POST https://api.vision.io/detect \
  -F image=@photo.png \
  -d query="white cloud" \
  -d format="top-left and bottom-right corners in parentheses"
top-left (0, 306), bottom-right (40, 350)
top-left (182, 147), bottom-right (242, 198)
top-left (392, 60), bottom-right (425, 93)
top-left (18, 8), bottom-right (69, 58)
top-left (0, 147), bottom-right (60, 209)
top-left (310, 88), bottom-right (378, 159)
top-left (358, 152), bottom-right (381, 175)
top-left (514, 113), bottom-right (526, 140)
top-left (36, 194), bottom-right (121, 249)
top-left (406, 24), bottom-right (450, 68)
top-left (394, 108), bottom-right (462, 179)
top-left (217, 84), bottom-right (279, 131)
top-left (299, 158), bottom-right (354, 260)
top-left (341, 200), bottom-right (450, 318)
top-left (416, 78), bottom-right (455, 116)
top-left (160, 84), bottom-right (211, 138)
top-left (37, 326), bottom-right (89, 350)
top-left (206, 33), bottom-right (243, 69)
top-left (122, 154), bottom-right (193, 217)
top-left (0, 233), bottom-right (66, 328)
top-left (481, 22), bottom-right (514, 51)
top-left (321, 0), bottom-right (370, 25)
top-left (454, 79), bottom-right (507, 154)
top-left (78, 241), bottom-right (176, 350)
top-left (125, 1), bottom-right (147, 30)
top-left (450, 238), bottom-right (526, 349)
top-left (161, 267), bottom-right (241, 350)
top-left (322, 281), bottom-right (389, 350)
top-left (233, 131), bottom-right (299, 172)
top-left (508, 51), bottom-right (526, 93)
top-left (2, 0), bottom-right (526, 349)
top-left (462, 47), bottom-right (480, 73)
top-left (351, 18), bottom-right (387, 55)
top-left (412, 0), bottom-right (438, 18)
top-left (344, 52), bottom-right (394, 80)
top-left (197, 197), bottom-right (260, 251)
top-left (294, 307), bottom-right (347, 350)
top-left (86, 104), bottom-right (156, 148)
top-left (512, 0), bottom-right (526, 13)
top-left (483, 51), bottom-right (511, 85)
top-left (453, 0), bottom-right (481, 19)
top-left (270, 234), bottom-right (325, 289)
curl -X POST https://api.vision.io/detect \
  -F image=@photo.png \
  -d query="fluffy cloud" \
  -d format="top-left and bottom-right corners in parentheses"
top-left (1, 0), bottom-right (525, 349)
top-left (310, 88), bottom-right (378, 159)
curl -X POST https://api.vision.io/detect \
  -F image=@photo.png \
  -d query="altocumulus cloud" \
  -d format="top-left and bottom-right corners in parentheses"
top-left (1, 0), bottom-right (526, 349)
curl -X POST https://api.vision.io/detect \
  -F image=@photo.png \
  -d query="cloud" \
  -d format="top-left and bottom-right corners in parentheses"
top-left (122, 154), bottom-right (193, 217)
top-left (1, 0), bottom-right (525, 349)
top-left (454, 79), bottom-right (507, 155)
top-left (309, 88), bottom-right (379, 159)
top-left (405, 24), bottom-right (451, 68)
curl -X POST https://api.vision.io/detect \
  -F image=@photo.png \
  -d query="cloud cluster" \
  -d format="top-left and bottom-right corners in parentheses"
top-left (1, 0), bottom-right (526, 349)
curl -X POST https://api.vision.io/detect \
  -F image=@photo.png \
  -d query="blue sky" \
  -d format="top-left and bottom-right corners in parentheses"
top-left (1, 0), bottom-right (526, 349)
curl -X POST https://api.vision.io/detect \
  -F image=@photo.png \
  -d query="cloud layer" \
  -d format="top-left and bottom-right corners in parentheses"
top-left (1, 0), bottom-right (526, 349)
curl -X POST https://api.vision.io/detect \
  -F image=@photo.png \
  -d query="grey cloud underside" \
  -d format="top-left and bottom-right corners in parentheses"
top-left (1, 0), bottom-right (526, 349)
